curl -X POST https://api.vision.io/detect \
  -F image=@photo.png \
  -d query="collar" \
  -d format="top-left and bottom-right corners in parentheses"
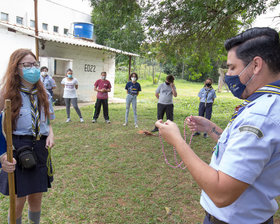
top-left (229, 80), bottom-right (280, 123)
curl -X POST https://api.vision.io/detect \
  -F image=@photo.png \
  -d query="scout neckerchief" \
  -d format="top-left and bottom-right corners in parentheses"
top-left (229, 80), bottom-right (280, 125)
top-left (204, 86), bottom-right (212, 107)
top-left (20, 85), bottom-right (40, 139)
top-left (213, 81), bottom-right (280, 157)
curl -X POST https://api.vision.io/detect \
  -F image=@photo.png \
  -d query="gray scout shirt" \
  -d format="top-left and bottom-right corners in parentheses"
top-left (156, 82), bottom-right (176, 104)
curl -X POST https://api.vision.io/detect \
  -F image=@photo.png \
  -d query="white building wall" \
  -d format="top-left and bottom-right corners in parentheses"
top-left (0, 0), bottom-right (91, 35)
top-left (40, 42), bottom-right (115, 102)
top-left (0, 26), bottom-right (35, 79)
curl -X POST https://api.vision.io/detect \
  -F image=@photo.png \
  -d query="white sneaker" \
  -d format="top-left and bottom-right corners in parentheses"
top-left (92, 119), bottom-right (97, 123)
top-left (80, 118), bottom-right (84, 123)
top-left (66, 118), bottom-right (71, 123)
top-left (135, 124), bottom-right (138, 128)
top-left (105, 120), bottom-right (111, 124)
top-left (123, 123), bottom-right (127, 126)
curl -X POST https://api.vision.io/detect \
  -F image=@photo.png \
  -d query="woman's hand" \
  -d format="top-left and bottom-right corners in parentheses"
top-left (186, 115), bottom-right (211, 133)
top-left (0, 154), bottom-right (16, 173)
top-left (155, 120), bottom-right (185, 147)
top-left (46, 125), bottom-right (55, 148)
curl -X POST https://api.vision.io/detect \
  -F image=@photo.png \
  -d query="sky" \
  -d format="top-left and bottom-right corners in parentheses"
top-left (252, 4), bottom-right (280, 30)
top-left (52, 0), bottom-right (279, 30)
top-left (53, 0), bottom-right (92, 14)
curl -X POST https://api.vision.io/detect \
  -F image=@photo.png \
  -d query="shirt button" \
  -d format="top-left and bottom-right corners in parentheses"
top-left (267, 94), bottom-right (272, 97)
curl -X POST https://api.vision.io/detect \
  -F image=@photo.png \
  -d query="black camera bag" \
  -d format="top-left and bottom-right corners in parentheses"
top-left (16, 145), bottom-right (37, 169)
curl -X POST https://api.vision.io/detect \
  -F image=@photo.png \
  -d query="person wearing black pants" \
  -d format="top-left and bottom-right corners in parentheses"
top-left (157, 103), bottom-right (174, 122)
top-left (199, 102), bottom-right (213, 120)
top-left (193, 78), bottom-right (216, 138)
top-left (93, 98), bottom-right (109, 121)
top-left (151, 75), bottom-right (177, 132)
top-left (92, 72), bottom-right (112, 124)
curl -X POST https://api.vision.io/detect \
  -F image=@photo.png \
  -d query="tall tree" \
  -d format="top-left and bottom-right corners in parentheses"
top-left (145, 0), bottom-right (279, 52)
top-left (142, 0), bottom-right (279, 80)
top-left (90, 0), bottom-right (145, 54)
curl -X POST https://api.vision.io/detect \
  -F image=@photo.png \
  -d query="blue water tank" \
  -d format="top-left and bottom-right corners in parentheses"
top-left (73, 22), bottom-right (94, 39)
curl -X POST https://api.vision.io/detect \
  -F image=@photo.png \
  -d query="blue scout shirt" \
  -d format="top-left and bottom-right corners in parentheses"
top-left (13, 91), bottom-right (55, 136)
top-left (201, 83), bottom-right (280, 223)
top-left (125, 81), bottom-right (141, 95)
top-left (40, 75), bottom-right (56, 90)
top-left (198, 87), bottom-right (216, 103)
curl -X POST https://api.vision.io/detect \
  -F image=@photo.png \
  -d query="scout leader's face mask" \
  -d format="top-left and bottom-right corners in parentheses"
top-left (22, 67), bottom-right (41, 84)
top-left (224, 61), bottom-right (255, 99)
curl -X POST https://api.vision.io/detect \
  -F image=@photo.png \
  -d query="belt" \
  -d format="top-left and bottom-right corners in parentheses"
top-left (128, 93), bottom-right (137, 96)
top-left (12, 135), bottom-right (47, 141)
top-left (205, 211), bottom-right (273, 224)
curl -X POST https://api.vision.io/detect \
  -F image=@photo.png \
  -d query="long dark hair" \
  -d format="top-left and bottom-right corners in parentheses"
top-left (0, 49), bottom-right (50, 130)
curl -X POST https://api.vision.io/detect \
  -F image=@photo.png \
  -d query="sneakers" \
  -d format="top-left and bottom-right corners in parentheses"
top-left (92, 119), bottom-right (97, 123)
top-left (135, 124), bottom-right (138, 128)
top-left (66, 118), bottom-right (71, 123)
top-left (151, 127), bottom-right (158, 132)
top-left (203, 133), bottom-right (208, 138)
top-left (123, 123), bottom-right (127, 126)
top-left (193, 132), bottom-right (200, 136)
top-left (105, 120), bottom-right (111, 124)
top-left (80, 118), bottom-right (84, 123)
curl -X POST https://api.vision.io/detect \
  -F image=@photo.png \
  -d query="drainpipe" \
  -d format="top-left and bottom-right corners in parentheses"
top-left (34, 0), bottom-right (39, 60)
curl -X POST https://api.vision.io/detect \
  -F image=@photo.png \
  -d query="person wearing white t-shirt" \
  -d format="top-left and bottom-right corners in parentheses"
top-left (61, 68), bottom-right (84, 123)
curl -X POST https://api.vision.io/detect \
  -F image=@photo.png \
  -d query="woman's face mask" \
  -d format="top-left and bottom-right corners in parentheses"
top-left (41, 71), bottom-right (47, 77)
top-left (131, 77), bottom-right (136, 82)
top-left (22, 67), bottom-right (41, 84)
top-left (67, 73), bottom-right (73, 78)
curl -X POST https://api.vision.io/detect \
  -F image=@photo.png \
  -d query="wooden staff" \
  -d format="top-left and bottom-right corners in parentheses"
top-left (4, 99), bottom-right (16, 224)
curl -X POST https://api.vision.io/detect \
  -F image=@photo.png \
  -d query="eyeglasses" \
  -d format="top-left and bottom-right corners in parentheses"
top-left (18, 62), bottom-right (40, 69)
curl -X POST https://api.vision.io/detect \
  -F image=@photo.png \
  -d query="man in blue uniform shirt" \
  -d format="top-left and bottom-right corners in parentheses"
top-left (156, 27), bottom-right (280, 224)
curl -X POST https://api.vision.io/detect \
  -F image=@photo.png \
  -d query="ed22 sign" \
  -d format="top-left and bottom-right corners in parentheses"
top-left (84, 64), bottom-right (96, 72)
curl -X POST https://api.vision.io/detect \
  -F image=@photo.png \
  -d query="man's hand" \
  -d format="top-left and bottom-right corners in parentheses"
top-left (155, 120), bottom-right (185, 147)
top-left (186, 116), bottom-right (211, 133)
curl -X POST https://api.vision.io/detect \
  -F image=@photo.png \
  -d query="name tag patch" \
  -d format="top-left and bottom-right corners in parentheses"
top-left (239, 125), bottom-right (263, 138)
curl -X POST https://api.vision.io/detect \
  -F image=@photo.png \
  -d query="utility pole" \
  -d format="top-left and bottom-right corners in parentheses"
top-left (34, 0), bottom-right (39, 59)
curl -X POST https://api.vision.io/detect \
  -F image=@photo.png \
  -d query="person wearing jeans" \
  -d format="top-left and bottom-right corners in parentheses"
top-left (61, 68), bottom-right (84, 123)
top-left (123, 73), bottom-right (141, 128)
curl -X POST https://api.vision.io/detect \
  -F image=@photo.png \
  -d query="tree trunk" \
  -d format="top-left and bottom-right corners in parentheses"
top-left (181, 63), bottom-right (185, 79)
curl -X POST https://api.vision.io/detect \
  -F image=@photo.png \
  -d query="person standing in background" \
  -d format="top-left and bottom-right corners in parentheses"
top-left (151, 75), bottom-right (177, 132)
top-left (123, 72), bottom-right (141, 128)
top-left (40, 66), bottom-right (56, 98)
top-left (92, 72), bottom-right (111, 124)
top-left (61, 68), bottom-right (84, 123)
top-left (193, 78), bottom-right (216, 138)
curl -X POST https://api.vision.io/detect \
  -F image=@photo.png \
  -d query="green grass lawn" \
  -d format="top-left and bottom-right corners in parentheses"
top-left (1, 80), bottom-right (279, 223)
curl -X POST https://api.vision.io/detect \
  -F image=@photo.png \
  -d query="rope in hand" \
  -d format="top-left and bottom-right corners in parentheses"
top-left (46, 146), bottom-right (55, 176)
top-left (159, 117), bottom-right (193, 169)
